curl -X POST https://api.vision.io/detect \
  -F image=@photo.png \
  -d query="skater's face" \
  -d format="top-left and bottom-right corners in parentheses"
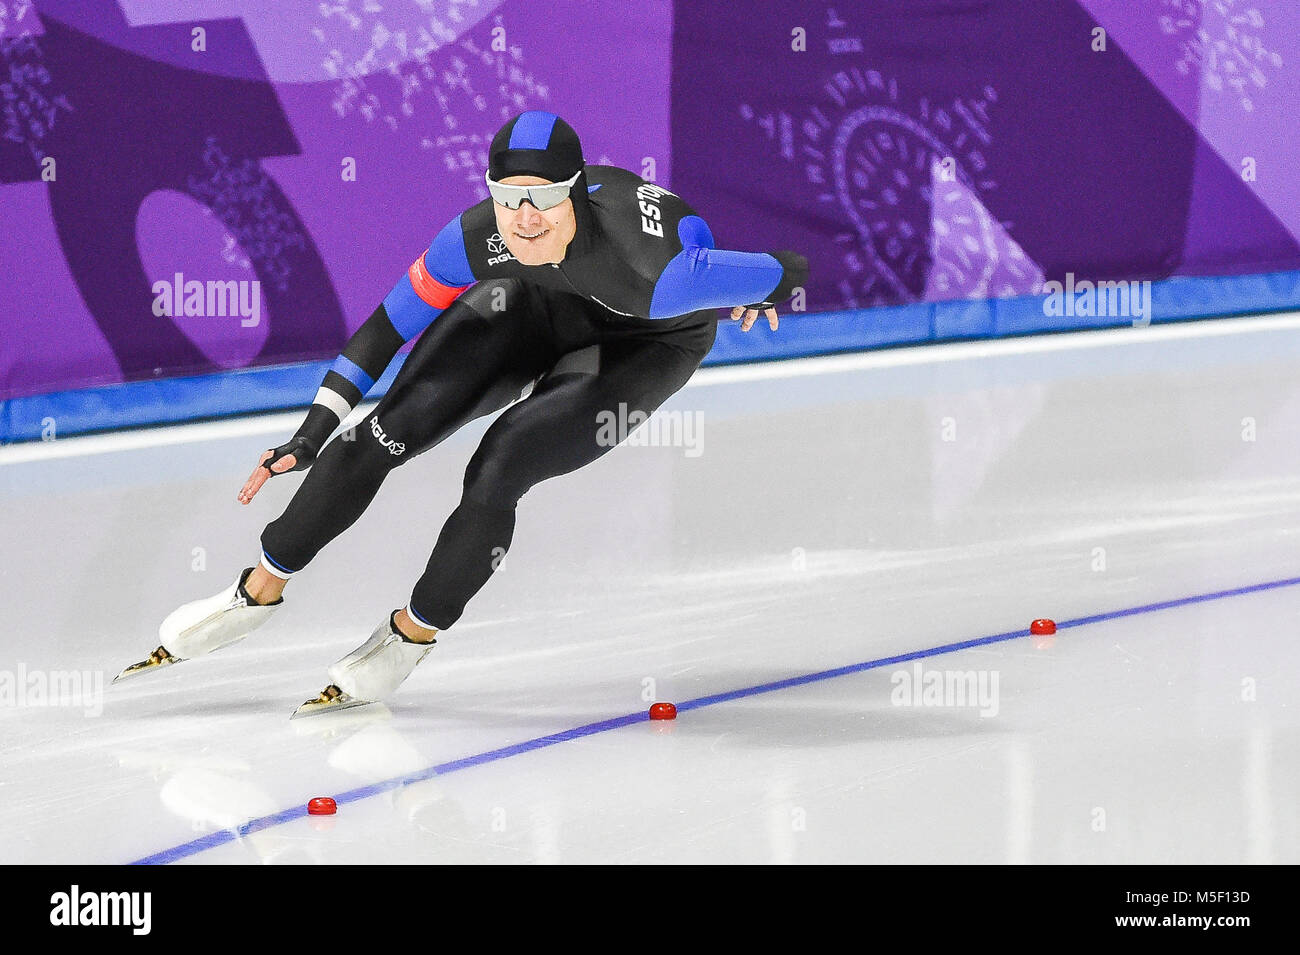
top-left (492, 176), bottom-right (578, 266)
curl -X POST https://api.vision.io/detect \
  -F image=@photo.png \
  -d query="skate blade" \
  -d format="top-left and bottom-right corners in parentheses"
top-left (291, 702), bottom-right (391, 739)
top-left (291, 689), bottom-right (375, 720)
top-left (113, 647), bottom-right (181, 684)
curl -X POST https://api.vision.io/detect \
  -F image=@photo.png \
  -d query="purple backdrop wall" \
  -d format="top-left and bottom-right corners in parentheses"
top-left (1, 0), bottom-right (672, 401)
top-left (1, 0), bottom-right (1297, 410)
top-left (671, 0), bottom-right (1299, 310)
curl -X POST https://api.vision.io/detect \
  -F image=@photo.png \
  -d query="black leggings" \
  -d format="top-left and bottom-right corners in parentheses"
top-left (261, 279), bottom-right (717, 629)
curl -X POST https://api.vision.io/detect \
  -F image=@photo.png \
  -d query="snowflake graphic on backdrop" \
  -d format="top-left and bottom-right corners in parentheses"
top-left (313, 1), bottom-right (552, 199)
top-left (741, 7), bottom-right (1040, 309)
top-left (0, 0), bottom-right (36, 41)
top-left (1, 25), bottom-right (74, 164)
top-left (1159, 0), bottom-right (1283, 111)
top-left (186, 137), bottom-right (307, 292)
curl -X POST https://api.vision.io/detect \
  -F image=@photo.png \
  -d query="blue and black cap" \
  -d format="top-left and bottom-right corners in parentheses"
top-left (489, 110), bottom-right (585, 183)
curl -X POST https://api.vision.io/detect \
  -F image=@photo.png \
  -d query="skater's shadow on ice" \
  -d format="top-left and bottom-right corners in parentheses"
top-left (391, 696), bottom-right (1006, 747)
top-left (670, 702), bottom-right (1009, 749)
top-left (143, 697), bottom-right (292, 720)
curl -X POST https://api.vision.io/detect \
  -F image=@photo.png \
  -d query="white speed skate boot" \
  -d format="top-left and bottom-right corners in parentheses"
top-left (292, 611), bottom-right (434, 719)
top-left (114, 567), bottom-right (283, 682)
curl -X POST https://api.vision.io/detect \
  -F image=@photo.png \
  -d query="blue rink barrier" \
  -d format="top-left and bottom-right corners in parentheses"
top-left (4, 269), bottom-right (1300, 444)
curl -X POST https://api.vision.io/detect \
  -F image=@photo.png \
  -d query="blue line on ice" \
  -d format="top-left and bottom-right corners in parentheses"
top-left (131, 573), bottom-right (1300, 864)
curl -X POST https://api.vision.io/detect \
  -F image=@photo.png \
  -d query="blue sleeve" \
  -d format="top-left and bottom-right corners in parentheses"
top-left (426, 214), bottom-right (477, 287)
top-left (647, 215), bottom-right (783, 319)
top-left (381, 214), bottom-right (475, 341)
top-left (299, 216), bottom-right (477, 447)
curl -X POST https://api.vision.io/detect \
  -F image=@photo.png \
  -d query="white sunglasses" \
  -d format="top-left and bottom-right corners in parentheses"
top-left (485, 169), bottom-right (582, 211)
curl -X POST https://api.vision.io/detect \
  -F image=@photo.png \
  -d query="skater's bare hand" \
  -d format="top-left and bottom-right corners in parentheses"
top-left (238, 450), bottom-right (296, 505)
top-left (238, 435), bottom-right (318, 504)
top-left (730, 304), bottom-right (779, 332)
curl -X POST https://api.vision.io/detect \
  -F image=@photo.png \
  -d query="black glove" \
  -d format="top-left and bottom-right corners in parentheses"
top-left (261, 404), bottom-right (335, 476)
top-left (262, 434), bottom-right (318, 475)
top-left (745, 250), bottom-right (809, 309)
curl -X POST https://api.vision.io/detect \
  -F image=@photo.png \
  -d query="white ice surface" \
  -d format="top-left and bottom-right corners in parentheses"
top-left (1, 315), bottom-right (1298, 864)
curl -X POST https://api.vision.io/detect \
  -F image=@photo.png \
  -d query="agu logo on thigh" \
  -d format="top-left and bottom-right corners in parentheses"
top-left (370, 415), bottom-right (405, 456)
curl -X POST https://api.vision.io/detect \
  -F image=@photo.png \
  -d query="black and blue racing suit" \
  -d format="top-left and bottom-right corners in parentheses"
top-left (260, 164), bottom-right (808, 629)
